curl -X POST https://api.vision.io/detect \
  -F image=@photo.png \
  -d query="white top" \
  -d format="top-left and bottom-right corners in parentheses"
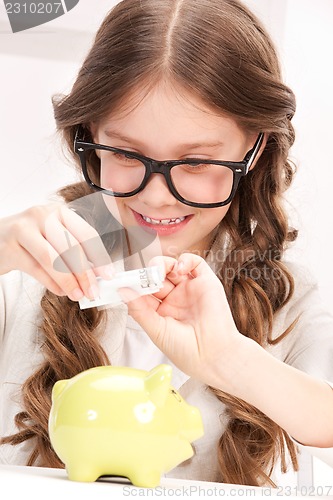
top-left (1, 262), bottom-right (333, 486)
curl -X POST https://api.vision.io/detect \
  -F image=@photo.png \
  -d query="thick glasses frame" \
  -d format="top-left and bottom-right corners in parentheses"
top-left (74, 127), bottom-right (264, 208)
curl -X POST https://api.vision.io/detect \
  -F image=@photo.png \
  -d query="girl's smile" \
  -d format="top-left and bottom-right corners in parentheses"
top-left (131, 208), bottom-right (194, 236)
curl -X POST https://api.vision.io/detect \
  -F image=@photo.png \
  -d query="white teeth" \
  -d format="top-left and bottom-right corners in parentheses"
top-left (142, 215), bottom-right (186, 225)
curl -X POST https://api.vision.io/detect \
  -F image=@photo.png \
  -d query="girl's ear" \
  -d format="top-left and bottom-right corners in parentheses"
top-left (248, 132), bottom-right (268, 171)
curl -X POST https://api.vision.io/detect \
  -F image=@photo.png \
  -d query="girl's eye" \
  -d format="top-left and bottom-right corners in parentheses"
top-left (113, 152), bottom-right (133, 161)
top-left (112, 151), bottom-right (133, 160)
top-left (181, 162), bottom-right (211, 173)
top-left (107, 151), bottom-right (142, 166)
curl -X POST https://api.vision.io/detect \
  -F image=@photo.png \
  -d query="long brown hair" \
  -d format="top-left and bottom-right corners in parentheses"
top-left (2, 0), bottom-right (299, 485)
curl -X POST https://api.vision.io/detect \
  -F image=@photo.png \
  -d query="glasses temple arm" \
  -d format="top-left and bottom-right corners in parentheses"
top-left (245, 132), bottom-right (265, 173)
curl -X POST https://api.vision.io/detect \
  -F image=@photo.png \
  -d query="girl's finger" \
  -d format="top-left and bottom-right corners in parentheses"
top-left (14, 245), bottom-right (66, 297)
top-left (148, 255), bottom-right (190, 287)
top-left (151, 279), bottom-right (175, 301)
top-left (19, 231), bottom-right (89, 301)
top-left (44, 208), bottom-right (92, 272)
top-left (119, 287), bottom-right (165, 340)
top-left (59, 206), bottom-right (114, 278)
top-left (42, 212), bottom-right (100, 299)
top-left (176, 253), bottom-right (208, 277)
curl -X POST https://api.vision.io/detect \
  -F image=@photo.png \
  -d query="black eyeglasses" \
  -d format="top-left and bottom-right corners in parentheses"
top-left (74, 127), bottom-right (264, 209)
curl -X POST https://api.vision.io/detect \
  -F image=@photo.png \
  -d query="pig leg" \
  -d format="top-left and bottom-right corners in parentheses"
top-left (66, 462), bottom-right (101, 482)
top-left (128, 467), bottom-right (161, 488)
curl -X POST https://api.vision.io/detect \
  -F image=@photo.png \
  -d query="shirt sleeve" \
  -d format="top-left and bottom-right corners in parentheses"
top-left (0, 270), bottom-right (44, 352)
top-left (0, 271), bottom-right (24, 350)
top-left (0, 276), bottom-right (5, 349)
top-left (270, 263), bottom-right (333, 449)
top-left (270, 262), bottom-right (333, 385)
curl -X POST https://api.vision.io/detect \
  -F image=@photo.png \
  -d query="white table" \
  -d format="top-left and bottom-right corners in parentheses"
top-left (1, 464), bottom-right (332, 499)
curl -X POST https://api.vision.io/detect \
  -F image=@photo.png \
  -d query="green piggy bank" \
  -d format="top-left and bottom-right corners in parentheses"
top-left (48, 364), bottom-right (204, 487)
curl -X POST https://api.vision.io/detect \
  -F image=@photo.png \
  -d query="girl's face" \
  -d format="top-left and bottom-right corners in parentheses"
top-left (91, 82), bottom-right (258, 258)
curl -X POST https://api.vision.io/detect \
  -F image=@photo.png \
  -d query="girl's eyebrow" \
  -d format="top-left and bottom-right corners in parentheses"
top-left (103, 128), bottom-right (225, 150)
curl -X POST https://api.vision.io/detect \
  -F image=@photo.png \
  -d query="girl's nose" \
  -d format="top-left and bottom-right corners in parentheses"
top-left (137, 173), bottom-right (178, 207)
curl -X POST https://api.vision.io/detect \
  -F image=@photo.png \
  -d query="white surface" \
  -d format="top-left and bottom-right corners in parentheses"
top-left (1, 464), bottom-right (332, 499)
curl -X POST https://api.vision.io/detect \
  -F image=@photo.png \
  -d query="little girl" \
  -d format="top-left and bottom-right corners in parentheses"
top-left (1, 0), bottom-right (333, 487)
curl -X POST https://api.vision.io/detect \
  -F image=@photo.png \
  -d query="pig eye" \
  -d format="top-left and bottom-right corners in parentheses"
top-left (170, 389), bottom-right (182, 402)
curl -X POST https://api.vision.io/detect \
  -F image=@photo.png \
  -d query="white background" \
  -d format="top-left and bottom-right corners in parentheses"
top-left (0, 0), bottom-right (333, 487)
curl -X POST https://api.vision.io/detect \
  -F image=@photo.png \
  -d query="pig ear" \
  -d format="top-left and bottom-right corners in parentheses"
top-left (145, 364), bottom-right (172, 408)
top-left (51, 380), bottom-right (67, 402)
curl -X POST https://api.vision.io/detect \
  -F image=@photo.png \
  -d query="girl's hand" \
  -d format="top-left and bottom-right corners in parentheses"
top-left (125, 257), bottom-right (333, 447)
top-left (0, 204), bottom-right (113, 301)
top-left (121, 253), bottom-right (243, 385)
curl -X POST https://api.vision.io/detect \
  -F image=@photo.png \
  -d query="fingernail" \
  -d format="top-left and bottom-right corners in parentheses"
top-left (71, 288), bottom-right (84, 301)
top-left (176, 261), bottom-right (185, 273)
top-left (102, 264), bottom-right (114, 279)
top-left (88, 284), bottom-right (100, 300)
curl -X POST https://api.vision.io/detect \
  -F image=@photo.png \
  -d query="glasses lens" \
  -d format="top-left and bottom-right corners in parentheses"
top-left (170, 163), bottom-right (234, 204)
top-left (91, 148), bottom-right (146, 194)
